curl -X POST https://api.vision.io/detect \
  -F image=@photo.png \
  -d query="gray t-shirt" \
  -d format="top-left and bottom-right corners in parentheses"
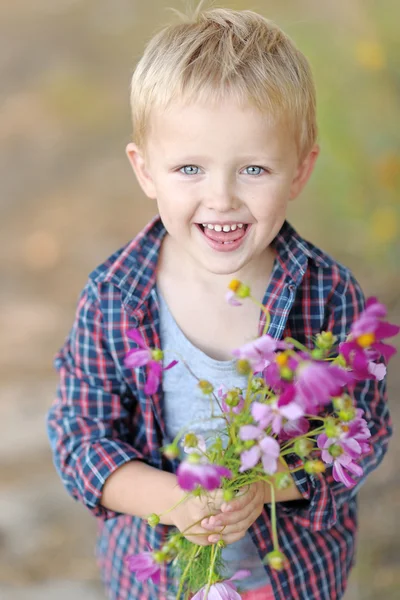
top-left (157, 288), bottom-right (269, 591)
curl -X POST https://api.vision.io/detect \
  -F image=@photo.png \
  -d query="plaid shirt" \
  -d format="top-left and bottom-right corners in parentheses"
top-left (47, 215), bottom-right (391, 600)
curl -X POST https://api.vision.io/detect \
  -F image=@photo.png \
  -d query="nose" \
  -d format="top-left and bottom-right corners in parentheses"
top-left (203, 174), bottom-right (241, 212)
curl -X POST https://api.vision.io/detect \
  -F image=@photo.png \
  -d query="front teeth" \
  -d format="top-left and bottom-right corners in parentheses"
top-left (201, 223), bottom-right (244, 231)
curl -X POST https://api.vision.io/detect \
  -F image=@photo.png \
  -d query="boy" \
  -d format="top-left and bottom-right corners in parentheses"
top-left (47, 6), bottom-right (391, 600)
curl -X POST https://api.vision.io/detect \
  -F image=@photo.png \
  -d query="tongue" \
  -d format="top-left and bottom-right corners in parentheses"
top-left (203, 226), bottom-right (246, 243)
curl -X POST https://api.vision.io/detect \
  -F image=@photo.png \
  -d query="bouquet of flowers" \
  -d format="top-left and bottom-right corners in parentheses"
top-left (123, 280), bottom-right (399, 600)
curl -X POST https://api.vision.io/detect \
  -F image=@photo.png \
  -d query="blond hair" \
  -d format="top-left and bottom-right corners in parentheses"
top-left (130, 4), bottom-right (317, 161)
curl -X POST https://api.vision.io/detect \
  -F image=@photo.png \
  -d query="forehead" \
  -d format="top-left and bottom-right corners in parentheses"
top-left (146, 99), bottom-right (295, 157)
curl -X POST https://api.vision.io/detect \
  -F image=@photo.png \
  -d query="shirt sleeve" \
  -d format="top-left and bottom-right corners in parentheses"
top-left (47, 280), bottom-right (145, 520)
top-left (279, 271), bottom-right (392, 531)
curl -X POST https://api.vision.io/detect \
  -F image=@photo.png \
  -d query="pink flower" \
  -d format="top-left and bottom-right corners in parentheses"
top-left (339, 297), bottom-right (399, 380)
top-left (251, 386), bottom-right (304, 435)
top-left (295, 362), bottom-right (354, 413)
top-left (177, 457), bottom-right (232, 491)
top-left (232, 335), bottom-right (290, 373)
top-left (192, 570), bottom-right (251, 600)
top-left (125, 551), bottom-right (161, 584)
top-left (225, 289), bottom-right (242, 306)
top-left (239, 426), bottom-right (280, 474)
top-left (124, 329), bottom-right (177, 394)
top-left (317, 409), bottom-right (372, 487)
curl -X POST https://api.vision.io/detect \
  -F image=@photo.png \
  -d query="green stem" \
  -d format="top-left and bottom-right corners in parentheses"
top-left (176, 544), bottom-right (199, 599)
top-left (159, 491), bottom-right (189, 518)
top-left (283, 337), bottom-right (311, 354)
top-left (203, 544), bottom-right (219, 600)
top-left (250, 296), bottom-right (271, 336)
top-left (269, 483), bottom-right (280, 551)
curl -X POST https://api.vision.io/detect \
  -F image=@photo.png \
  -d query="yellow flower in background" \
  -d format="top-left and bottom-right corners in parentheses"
top-left (370, 207), bottom-right (398, 243)
top-left (376, 154), bottom-right (400, 191)
top-left (355, 41), bottom-right (385, 70)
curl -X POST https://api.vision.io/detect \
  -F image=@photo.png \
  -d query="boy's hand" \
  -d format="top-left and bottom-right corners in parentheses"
top-left (171, 489), bottom-right (225, 546)
top-left (200, 482), bottom-right (266, 545)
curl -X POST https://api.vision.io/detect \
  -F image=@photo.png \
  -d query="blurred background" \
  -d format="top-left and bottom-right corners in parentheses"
top-left (0, 0), bottom-right (399, 598)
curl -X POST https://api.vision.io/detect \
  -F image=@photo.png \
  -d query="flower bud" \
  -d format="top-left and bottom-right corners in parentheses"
top-left (304, 459), bottom-right (326, 474)
top-left (333, 394), bottom-right (356, 422)
top-left (294, 438), bottom-right (315, 458)
top-left (311, 348), bottom-right (325, 360)
top-left (152, 551), bottom-right (167, 563)
top-left (217, 540), bottom-right (227, 549)
top-left (274, 472), bottom-right (292, 490)
top-left (223, 489), bottom-right (234, 501)
top-left (228, 279), bottom-right (251, 299)
top-left (338, 407), bottom-right (356, 422)
top-left (236, 359), bottom-right (251, 375)
top-left (151, 348), bottom-right (164, 361)
top-left (335, 354), bottom-right (347, 368)
top-left (146, 513), bottom-right (160, 528)
top-left (167, 534), bottom-right (183, 550)
top-left (163, 443), bottom-right (179, 460)
top-left (325, 417), bottom-right (341, 438)
top-left (198, 380), bottom-right (214, 395)
top-left (315, 331), bottom-right (337, 351)
top-left (225, 389), bottom-right (241, 407)
top-left (251, 377), bottom-right (265, 392)
top-left (265, 550), bottom-right (286, 570)
top-left (184, 433), bottom-right (200, 448)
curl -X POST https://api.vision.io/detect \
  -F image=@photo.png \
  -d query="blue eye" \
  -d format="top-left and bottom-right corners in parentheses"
top-left (245, 166), bottom-right (265, 176)
top-left (180, 165), bottom-right (200, 175)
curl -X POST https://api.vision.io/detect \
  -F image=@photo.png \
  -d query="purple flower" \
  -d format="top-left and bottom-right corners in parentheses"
top-left (239, 426), bottom-right (280, 474)
top-left (177, 457), bottom-right (232, 491)
top-left (279, 416), bottom-right (310, 441)
top-left (251, 386), bottom-right (304, 435)
top-left (232, 335), bottom-right (290, 373)
top-left (342, 409), bottom-right (371, 454)
top-left (295, 362), bottom-right (354, 413)
top-left (339, 297), bottom-right (399, 380)
top-left (192, 570), bottom-right (251, 600)
top-left (317, 413), bottom-right (369, 488)
top-left (125, 551), bottom-right (161, 584)
top-left (124, 329), bottom-right (177, 394)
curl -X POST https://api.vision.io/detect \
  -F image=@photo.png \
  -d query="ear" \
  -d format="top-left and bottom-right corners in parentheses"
top-left (125, 142), bottom-right (157, 199)
top-left (289, 144), bottom-right (320, 201)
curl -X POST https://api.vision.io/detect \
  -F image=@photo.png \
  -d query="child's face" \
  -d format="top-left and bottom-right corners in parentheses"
top-left (127, 98), bottom-right (318, 278)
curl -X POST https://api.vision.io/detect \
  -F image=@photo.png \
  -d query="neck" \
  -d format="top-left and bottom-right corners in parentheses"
top-left (159, 234), bottom-right (275, 299)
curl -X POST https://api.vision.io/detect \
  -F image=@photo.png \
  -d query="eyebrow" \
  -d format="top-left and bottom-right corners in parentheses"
top-left (166, 155), bottom-right (283, 165)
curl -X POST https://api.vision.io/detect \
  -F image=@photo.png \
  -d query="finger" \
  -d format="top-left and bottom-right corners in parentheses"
top-left (202, 502), bottom-right (254, 529)
top-left (208, 488), bottom-right (263, 528)
top-left (185, 529), bottom-right (213, 546)
top-left (208, 529), bottom-right (247, 545)
top-left (207, 505), bottom-right (262, 541)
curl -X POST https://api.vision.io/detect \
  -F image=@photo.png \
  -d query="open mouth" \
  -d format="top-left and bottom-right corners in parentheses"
top-left (196, 223), bottom-right (249, 245)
